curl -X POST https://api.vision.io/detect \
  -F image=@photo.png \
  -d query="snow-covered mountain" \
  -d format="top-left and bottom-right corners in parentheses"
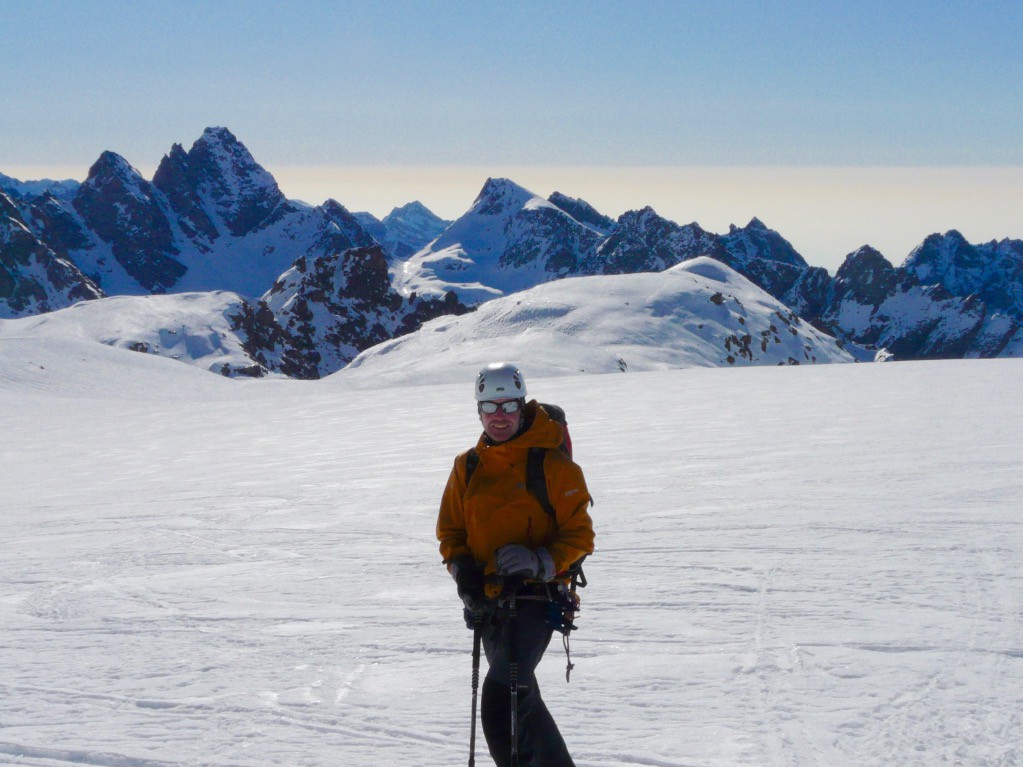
top-left (0, 171), bottom-right (79, 201)
top-left (354, 201), bottom-right (451, 261)
top-left (1, 129), bottom-right (471, 376)
top-left (4, 250), bottom-right (857, 383)
top-left (0, 245), bottom-right (469, 380)
top-left (71, 150), bottom-right (190, 292)
top-left (5, 128), bottom-right (387, 299)
top-left (810, 240), bottom-right (1023, 359)
top-left (0, 192), bottom-right (103, 319)
top-left (587, 206), bottom-right (722, 275)
top-left (4, 129), bottom-right (1022, 371)
top-left (340, 257), bottom-right (858, 386)
top-left (153, 126), bottom-right (291, 242)
top-left (396, 177), bottom-right (604, 304)
top-left (902, 230), bottom-right (1023, 319)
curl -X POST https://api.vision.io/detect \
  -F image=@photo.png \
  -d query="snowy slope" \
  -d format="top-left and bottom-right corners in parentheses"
top-left (0, 338), bottom-right (1020, 767)
top-left (341, 256), bottom-right (858, 386)
top-left (0, 291), bottom-right (281, 377)
top-left (0, 332), bottom-right (237, 399)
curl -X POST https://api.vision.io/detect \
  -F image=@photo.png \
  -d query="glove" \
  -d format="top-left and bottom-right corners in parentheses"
top-left (495, 544), bottom-right (555, 581)
top-left (451, 556), bottom-right (487, 614)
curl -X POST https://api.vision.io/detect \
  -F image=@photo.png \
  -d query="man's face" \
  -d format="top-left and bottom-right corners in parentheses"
top-left (479, 398), bottom-right (523, 443)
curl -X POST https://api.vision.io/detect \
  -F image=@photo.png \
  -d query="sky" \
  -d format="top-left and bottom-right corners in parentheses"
top-left (2, 0), bottom-right (1021, 272)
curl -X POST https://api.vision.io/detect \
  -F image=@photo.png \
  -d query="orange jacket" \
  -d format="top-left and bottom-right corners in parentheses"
top-left (437, 401), bottom-right (595, 592)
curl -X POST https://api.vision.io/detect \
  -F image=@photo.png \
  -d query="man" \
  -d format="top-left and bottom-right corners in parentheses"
top-left (437, 362), bottom-right (595, 767)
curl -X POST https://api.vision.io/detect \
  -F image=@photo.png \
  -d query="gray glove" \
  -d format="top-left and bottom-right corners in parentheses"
top-left (495, 544), bottom-right (555, 580)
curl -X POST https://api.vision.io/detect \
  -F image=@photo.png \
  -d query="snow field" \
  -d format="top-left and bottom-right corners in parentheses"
top-left (1, 350), bottom-right (1021, 766)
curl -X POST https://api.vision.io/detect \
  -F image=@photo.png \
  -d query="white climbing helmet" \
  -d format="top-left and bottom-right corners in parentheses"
top-left (474, 362), bottom-right (527, 401)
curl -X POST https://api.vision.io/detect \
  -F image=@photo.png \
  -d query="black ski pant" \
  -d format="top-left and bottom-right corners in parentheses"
top-left (480, 597), bottom-right (575, 767)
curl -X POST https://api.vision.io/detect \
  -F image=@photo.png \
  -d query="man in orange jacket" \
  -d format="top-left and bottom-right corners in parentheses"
top-left (437, 362), bottom-right (595, 767)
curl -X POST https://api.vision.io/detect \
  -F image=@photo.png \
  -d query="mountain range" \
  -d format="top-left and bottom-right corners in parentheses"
top-left (2, 127), bottom-right (1021, 377)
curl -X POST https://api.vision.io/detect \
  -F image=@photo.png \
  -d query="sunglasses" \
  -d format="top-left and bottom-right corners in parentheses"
top-left (479, 399), bottom-right (523, 415)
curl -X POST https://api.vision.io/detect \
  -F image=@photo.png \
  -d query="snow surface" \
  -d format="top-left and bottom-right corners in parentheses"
top-left (1, 335), bottom-right (1021, 767)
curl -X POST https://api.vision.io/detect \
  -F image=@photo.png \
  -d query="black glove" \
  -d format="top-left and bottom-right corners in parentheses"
top-left (451, 556), bottom-right (487, 616)
top-left (463, 606), bottom-right (485, 630)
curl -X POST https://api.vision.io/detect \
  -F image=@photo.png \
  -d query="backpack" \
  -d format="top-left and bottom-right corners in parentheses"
top-left (464, 402), bottom-right (588, 589)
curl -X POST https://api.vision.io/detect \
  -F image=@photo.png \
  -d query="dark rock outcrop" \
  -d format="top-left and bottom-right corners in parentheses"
top-left (263, 244), bottom-right (469, 377)
top-left (1, 192), bottom-right (103, 318)
top-left (72, 151), bottom-right (186, 292)
top-left (548, 192), bottom-right (617, 235)
top-left (587, 207), bottom-right (721, 274)
top-left (163, 126), bottom-right (293, 239)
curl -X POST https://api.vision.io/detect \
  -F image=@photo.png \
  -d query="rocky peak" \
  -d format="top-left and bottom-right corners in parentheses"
top-left (548, 192), bottom-right (616, 234)
top-left (838, 245), bottom-right (894, 273)
top-left (320, 200), bottom-right (379, 252)
top-left (378, 200), bottom-right (450, 256)
top-left (152, 143), bottom-right (189, 186)
top-left (590, 207), bottom-right (720, 275)
top-left (83, 151), bottom-right (149, 195)
top-left (0, 172), bottom-right (23, 197)
top-left (383, 200), bottom-right (437, 223)
top-left (901, 230), bottom-right (985, 288)
top-left (621, 206), bottom-right (661, 231)
top-left (263, 243), bottom-right (468, 377)
top-left (161, 126), bottom-right (289, 238)
top-left (472, 177), bottom-right (537, 216)
top-left (73, 151), bottom-right (185, 293)
top-left (152, 142), bottom-right (218, 244)
top-left (197, 126), bottom-right (238, 146)
top-left (720, 217), bottom-right (807, 269)
top-left (833, 245), bottom-right (898, 306)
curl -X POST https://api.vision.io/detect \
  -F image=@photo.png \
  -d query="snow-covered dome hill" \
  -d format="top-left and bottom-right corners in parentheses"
top-left (336, 257), bottom-right (860, 387)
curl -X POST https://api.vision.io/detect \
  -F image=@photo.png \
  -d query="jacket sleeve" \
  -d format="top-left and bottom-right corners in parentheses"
top-left (544, 453), bottom-right (595, 574)
top-left (436, 453), bottom-right (472, 568)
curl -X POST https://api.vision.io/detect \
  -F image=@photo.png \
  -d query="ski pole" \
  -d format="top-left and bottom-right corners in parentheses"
top-left (508, 588), bottom-right (520, 767)
top-left (469, 619), bottom-right (482, 767)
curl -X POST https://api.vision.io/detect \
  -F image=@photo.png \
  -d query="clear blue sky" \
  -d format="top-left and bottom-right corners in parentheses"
top-left (3, 0), bottom-right (1022, 168)
top-left (3, 1), bottom-right (1022, 270)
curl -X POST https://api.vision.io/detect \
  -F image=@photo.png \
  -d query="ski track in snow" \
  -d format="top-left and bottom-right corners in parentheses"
top-left (1, 356), bottom-right (1021, 766)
